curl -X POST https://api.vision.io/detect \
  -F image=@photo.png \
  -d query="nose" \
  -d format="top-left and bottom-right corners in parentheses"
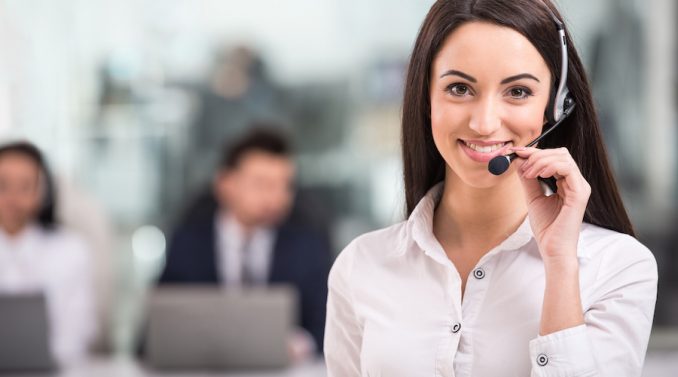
top-left (468, 96), bottom-right (501, 135)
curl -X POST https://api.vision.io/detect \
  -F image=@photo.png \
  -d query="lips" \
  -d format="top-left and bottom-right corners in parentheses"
top-left (458, 139), bottom-right (513, 163)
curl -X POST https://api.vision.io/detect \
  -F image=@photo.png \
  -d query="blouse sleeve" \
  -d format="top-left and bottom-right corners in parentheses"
top-left (324, 244), bottom-right (363, 376)
top-left (529, 238), bottom-right (658, 377)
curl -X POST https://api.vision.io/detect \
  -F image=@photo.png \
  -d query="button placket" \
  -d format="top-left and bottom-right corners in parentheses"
top-left (444, 264), bottom-right (463, 337)
top-left (461, 263), bottom-right (490, 323)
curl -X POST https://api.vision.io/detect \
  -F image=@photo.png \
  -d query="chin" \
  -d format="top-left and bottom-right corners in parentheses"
top-left (256, 214), bottom-right (284, 227)
top-left (447, 161), bottom-right (509, 190)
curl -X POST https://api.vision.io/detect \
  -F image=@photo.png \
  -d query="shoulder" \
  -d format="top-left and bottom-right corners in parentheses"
top-left (579, 223), bottom-right (657, 278)
top-left (171, 214), bottom-right (215, 243)
top-left (41, 226), bottom-right (91, 266)
top-left (329, 221), bottom-right (409, 283)
top-left (278, 221), bottom-right (327, 242)
top-left (580, 223), bottom-right (654, 260)
top-left (275, 222), bottom-right (332, 266)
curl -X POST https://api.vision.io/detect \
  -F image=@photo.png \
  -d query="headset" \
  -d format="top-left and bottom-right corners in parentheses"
top-left (487, 5), bottom-right (577, 177)
top-left (545, 5), bottom-right (575, 125)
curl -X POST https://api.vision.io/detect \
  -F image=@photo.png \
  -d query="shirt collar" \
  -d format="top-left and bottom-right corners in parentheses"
top-left (404, 182), bottom-right (587, 261)
top-left (216, 211), bottom-right (273, 246)
top-left (406, 182), bottom-right (444, 261)
top-left (0, 223), bottom-right (41, 245)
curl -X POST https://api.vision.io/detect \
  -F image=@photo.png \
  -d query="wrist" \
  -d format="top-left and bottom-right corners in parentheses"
top-left (542, 255), bottom-right (579, 274)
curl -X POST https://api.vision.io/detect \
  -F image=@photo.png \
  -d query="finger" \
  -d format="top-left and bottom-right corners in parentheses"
top-left (531, 162), bottom-right (590, 203)
top-left (517, 147), bottom-right (579, 180)
top-left (517, 167), bottom-right (548, 205)
top-left (511, 147), bottom-right (546, 172)
top-left (514, 147), bottom-right (591, 203)
top-left (510, 146), bottom-right (539, 159)
top-left (511, 146), bottom-right (560, 158)
top-left (517, 147), bottom-right (571, 173)
top-left (521, 154), bottom-right (568, 178)
top-left (524, 151), bottom-right (589, 186)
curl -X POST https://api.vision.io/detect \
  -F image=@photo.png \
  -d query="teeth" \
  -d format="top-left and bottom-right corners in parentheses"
top-left (464, 141), bottom-right (510, 153)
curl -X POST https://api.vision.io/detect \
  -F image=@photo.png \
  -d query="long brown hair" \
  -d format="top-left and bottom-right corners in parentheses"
top-left (402, 0), bottom-right (635, 236)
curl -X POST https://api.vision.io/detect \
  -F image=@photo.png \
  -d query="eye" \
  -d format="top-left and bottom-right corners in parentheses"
top-left (507, 86), bottom-right (533, 99)
top-left (445, 83), bottom-right (473, 97)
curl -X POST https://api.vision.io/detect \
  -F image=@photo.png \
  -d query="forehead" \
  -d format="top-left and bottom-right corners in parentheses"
top-left (237, 151), bottom-right (294, 173)
top-left (432, 21), bottom-right (551, 82)
top-left (0, 153), bottom-right (40, 173)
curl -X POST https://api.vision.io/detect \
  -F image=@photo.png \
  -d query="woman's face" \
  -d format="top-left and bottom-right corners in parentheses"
top-left (430, 21), bottom-right (552, 188)
top-left (0, 153), bottom-right (42, 233)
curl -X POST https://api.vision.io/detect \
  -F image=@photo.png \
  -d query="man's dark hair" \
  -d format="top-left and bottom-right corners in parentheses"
top-left (220, 126), bottom-right (292, 170)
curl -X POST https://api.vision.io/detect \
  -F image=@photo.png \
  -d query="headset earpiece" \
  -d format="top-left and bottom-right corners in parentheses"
top-left (546, 85), bottom-right (573, 125)
top-left (544, 6), bottom-right (574, 126)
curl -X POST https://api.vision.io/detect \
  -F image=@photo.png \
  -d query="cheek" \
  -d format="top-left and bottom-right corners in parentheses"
top-left (429, 99), bottom-right (466, 165)
top-left (430, 99), bottom-right (465, 141)
top-left (216, 180), bottom-right (231, 202)
top-left (22, 193), bottom-right (40, 209)
top-left (504, 105), bottom-right (546, 141)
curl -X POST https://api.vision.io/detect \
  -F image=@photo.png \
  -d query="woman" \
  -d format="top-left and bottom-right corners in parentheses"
top-left (0, 141), bottom-right (96, 366)
top-left (324, 1), bottom-right (657, 376)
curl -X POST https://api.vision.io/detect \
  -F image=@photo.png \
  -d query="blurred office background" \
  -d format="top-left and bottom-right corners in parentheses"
top-left (0, 0), bottom-right (675, 374)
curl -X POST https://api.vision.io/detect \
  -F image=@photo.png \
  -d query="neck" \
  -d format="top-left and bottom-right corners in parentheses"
top-left (433, 167), bottom-right (528, 250)
top-left (222, 210), bottom-right (254, 239)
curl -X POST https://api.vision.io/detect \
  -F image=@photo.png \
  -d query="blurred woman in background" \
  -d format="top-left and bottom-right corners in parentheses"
top-left (0, 141), bottom-right (96, 366)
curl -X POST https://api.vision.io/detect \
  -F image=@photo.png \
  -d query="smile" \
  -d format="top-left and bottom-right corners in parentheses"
top-left (458, 139), bottom-right (514, 163)
top-left (463, 141), bottom-right (509, 153)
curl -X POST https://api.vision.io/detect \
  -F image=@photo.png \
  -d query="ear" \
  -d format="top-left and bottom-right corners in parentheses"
top-left (212, 170), bottom-right (233, 203)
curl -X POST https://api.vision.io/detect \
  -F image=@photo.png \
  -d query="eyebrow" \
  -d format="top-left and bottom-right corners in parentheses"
top-left (439, 70), bottom-right (540, 84)
top-left (440, 69), bottom-right (476, 82)
top-left (500, 73), bottom-right (540, 84)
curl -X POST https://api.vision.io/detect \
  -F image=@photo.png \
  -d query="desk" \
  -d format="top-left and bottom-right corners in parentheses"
top-left (3, 357), bottom-right (327, 377)
top-left (4, 353), bottom-right (678, 376)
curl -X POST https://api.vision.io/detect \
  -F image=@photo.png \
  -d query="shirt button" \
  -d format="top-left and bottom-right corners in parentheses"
top-left (536, 354), bottom-right (548, 366)
top-left (451, 323), bottom-right (461, 333)
top-left (473, 267), bottom-right (485, 279)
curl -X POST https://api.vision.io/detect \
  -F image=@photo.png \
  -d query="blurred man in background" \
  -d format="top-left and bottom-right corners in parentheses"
top-left (159, 127), bottom-right (331, 360)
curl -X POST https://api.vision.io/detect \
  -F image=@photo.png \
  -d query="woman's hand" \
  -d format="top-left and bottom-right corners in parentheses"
top-left (510, 146), bottom-right (591, 262)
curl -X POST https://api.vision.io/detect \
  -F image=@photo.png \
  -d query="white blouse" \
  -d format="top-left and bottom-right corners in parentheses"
top-left (0, 224), bottom-right (96, 366)
top-left (324, 183), bottom-right (657, 377)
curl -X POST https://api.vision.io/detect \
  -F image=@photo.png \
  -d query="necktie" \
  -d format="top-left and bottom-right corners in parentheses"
top-left (240, 239), bottom-right (256, 286)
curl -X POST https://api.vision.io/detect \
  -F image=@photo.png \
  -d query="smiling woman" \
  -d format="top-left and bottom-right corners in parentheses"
top-left (429, 20), bottom-right (551, 182)
top-left (324, 1), bottom-right (658, 376)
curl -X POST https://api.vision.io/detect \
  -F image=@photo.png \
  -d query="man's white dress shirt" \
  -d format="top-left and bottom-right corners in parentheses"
top-left (325, 183), bottom-right (657, 377)
top-left (215, 212), bottom-right (275, 286)
top-left (0, 224), bottom-right (96, 366)
top-left (214, 212), bottom-right (316, 357)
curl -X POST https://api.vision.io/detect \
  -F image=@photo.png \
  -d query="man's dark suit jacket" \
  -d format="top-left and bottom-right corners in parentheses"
top-left (158, 212), bottom-right (332, 353)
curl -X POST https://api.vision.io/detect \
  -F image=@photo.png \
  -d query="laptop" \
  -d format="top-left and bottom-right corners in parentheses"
top-left (145, 284), bottom-right (297, 370)
top-left (0, 294), bottom-right (56, 372)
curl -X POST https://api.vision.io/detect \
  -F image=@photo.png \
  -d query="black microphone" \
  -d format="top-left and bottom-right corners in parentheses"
top-left (487, 103), bottom-right (576, 176)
